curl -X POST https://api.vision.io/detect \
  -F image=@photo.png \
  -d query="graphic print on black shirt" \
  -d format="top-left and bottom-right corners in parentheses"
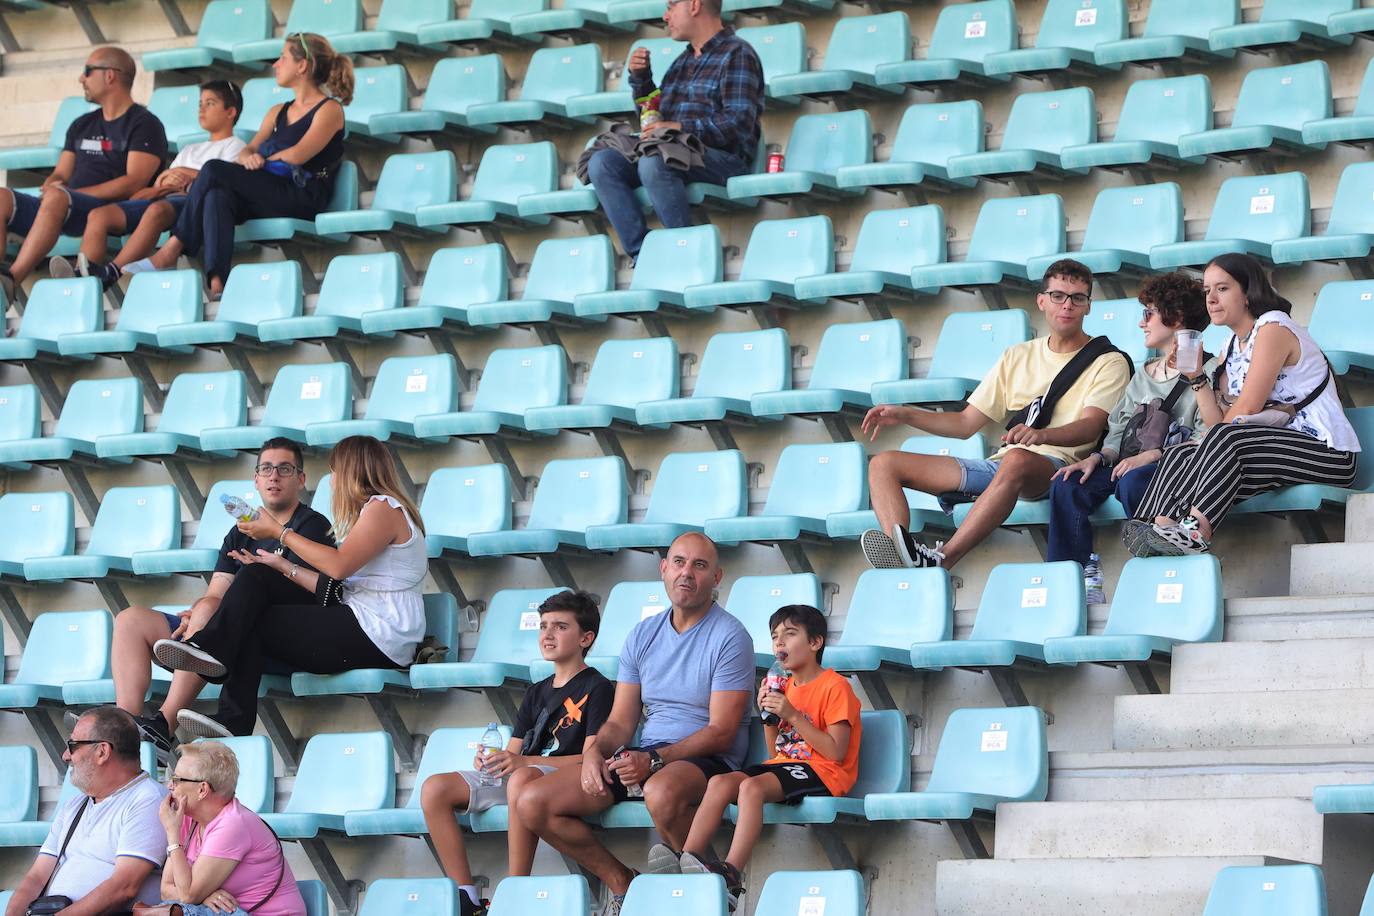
top-left (215, 502), bottom-right (334, 576)
top-left (63, 103), bottom-right (169, 189)
top-left (512, 667), bottom-right (615, 757)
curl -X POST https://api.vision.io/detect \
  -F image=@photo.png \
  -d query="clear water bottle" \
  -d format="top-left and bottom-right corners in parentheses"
top-left (478, 723), bottom-right (503, 787)
top-left (1084, 553), bottom-right (1106, 605)
top-left (760, 660), bottom-right (788, 726)
top-left (220, 493), bottom-right (259, 522)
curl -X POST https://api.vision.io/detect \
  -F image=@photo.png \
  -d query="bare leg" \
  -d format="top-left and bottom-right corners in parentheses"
top-left (112, 201), bottom-right (174, 269)
top-left (725, 773), bottom-right (785, 871)
top-left (504, 766), bottom-right (546, 877)
top-left (939, 449), bottom-right (1057, 568)
top-left (684, 772), bottom-right (747, 856)
top-left (421, 772), bottom-right (476, 885)
top-left (157, 670), bottom-right (207, 728)
top-left (0, 188), bottom-right (15, 225)
top-left (145, 234), bottom-right (185, 270)
top-left (868, 452), bottom-right (965, 535)
top-left (10, 187), bottom-right (72, 282)
top-left (642, 761), bottom-right (709, 853)
top-left (516, 766), bottom-right (627, 893)
top-left (111, 607), bottom-right (172, 715)
top-left (79, 204), bottom-right (126, 263)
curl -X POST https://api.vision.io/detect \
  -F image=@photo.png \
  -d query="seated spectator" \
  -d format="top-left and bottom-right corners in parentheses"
top-left (1125, 253), bottom-right (1362, 556)
top-left (421, 590), bottom-right (614, 916)
top-left (517, 533), bottom-right (754, 916)
top-left (1048, 273), bottom-right (1214, 596)
top-left (587, 0), bottom-right (763, 260)
top-left (156, 740), bottom-right (305, 916)
top-left (53, 81), bottom-right (247, 288)
top-left (861, 259), bottom-right (1134, 571)
top-left (677, 604), bottom-right (861, 908)
top-left (95, 437), bottom-right (332, 759)
top-left (119, 33), bottom-right (351, 299)
top-left (0, 46), bottom-right (167, 301)
top-left (4, 708), bottom-right (167, 916)
top-left (154, 435), bottom-right (426, 739)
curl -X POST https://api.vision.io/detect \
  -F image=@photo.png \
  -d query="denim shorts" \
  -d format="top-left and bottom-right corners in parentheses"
top-left (938, 453), bottom-right (1067, 514)
top-left (7, 186), bottom-right (108, 236)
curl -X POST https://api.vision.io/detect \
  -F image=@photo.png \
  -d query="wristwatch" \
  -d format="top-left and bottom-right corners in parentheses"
top-left (647, 749), bottom-right (665, 775)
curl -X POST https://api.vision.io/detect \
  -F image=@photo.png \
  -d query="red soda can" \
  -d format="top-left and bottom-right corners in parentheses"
top-left (760, 667), bottom-right (788, 725)
top-left (767, 152), bottom-right (785, 173)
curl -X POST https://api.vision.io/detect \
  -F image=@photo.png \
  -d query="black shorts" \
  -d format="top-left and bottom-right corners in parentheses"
top-left (742, 761), bottom-right (832, 805)
top-left (607, 743), bottom-right (735, 803)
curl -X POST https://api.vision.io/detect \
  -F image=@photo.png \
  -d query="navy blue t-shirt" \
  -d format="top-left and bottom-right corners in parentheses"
top-left (63, 103), bottom-right (168, 189)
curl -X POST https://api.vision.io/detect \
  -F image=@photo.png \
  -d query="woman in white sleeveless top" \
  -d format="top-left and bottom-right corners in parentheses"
top-left (154, 435), bottom-right (428, 738)
top-left (1125, 252), bottom-right (1360, 557)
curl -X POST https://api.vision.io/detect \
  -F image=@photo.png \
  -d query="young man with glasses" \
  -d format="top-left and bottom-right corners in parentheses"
top-left (0, 46), bottom-right (168, 302)
top-left (860, 260), bottom-right (1133, 571)
top-left (97, 438), bottom-right (332, 758)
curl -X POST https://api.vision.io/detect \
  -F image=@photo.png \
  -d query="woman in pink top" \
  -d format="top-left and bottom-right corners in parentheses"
top-left (157, 741), bottom-right (304, 915)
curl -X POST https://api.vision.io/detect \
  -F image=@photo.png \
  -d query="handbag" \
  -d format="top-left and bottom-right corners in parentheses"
top-left (1213, 335), bottom-right (1335, 428)
top-left (1118, 377), bottom-right (1191, 460)
top-left (132, 817), bottom-right (286, 916)
top-left (315, 573), bottom-right (346, 607)
top-left (25, 798), bottom-right (89, 915)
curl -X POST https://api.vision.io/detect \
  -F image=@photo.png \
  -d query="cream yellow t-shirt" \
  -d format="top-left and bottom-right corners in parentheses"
top-left (966, 337), bottom-right (1133, 465)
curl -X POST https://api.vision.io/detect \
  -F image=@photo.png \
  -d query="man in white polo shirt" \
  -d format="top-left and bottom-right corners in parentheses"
top-left (5, 707), bottom-right (167, 916)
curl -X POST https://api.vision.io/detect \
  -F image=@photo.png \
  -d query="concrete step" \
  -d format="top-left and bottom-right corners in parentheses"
top-left (1114, 688), bottom-right (1374, 751)
top-left (1291, 543), bottom-right (1374, 597)
top-left (1220, 593), bottom-right (1374, 641)
top-left (1347, 493), bottom-right (1374, 543)
top-left (1171, 638), bottom-right (1374, 694)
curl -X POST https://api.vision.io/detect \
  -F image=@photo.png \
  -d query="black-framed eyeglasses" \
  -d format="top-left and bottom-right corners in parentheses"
top-left (65, 738), bottom-right (108, 755)
top-left (255, 462), bottom-right (301, 478)
top-left (82, 65), bottom-right (122, 77)
top-left (168, 774), bottom-right (208, 787)
top-left (1044, 290), bottom-right (1091, 307)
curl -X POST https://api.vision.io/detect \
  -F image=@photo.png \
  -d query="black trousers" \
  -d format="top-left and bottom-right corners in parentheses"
top-left (192, 564), bottom-right (398, 735)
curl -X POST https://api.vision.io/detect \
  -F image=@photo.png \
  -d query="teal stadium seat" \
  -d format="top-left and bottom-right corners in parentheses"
top-left (1208, 0), bottom-right (1353, 53)
top-left (825, 568), bottom-right (954, 678)
top-left (753, 871), bottom-right (865, 916)
top-left (1272, 163), bottom-right (1374, 268)
top-left (331, 0), bottom-right (452, 53)
top-left (361, 244), bottom-right (508, 339)
top-left (362, 56), bottom-right (504, 140)
top-left (1302, 58), bottom-right (1374, 147)
top-left (524, 337), bottom-right (678, 434)
top-left (727, 110), bottom-right (871, 202)
top-left (566, 38), bottom-right (685, 120)
top-left (0, 97), bottom-right (93, 171)
top-left (131, 478), bottom-right (259, 575)
top-left (947, 88), bottom-right (1095, 182)
top-left (908, 195), bottom-right (1065, 293)
top-left (299, 880), bottom-right (327, 916)
top-left (0, 746), bottom-right (38, 833)
top-left (148, 86), bottom-right (210, 150)
top-left (231, 0), bottom-right (362, 63)
top-left (621, 874), bottom-right (729, 916)
top-left (834, 101), bottom-right (982, 195)
top-left (765, 12), bottom-right (908, 102)
top-left (0, 277), bottom-right (103, 364)
top-left (0, 742), bottom-right (157, 846)
top-left (263, 731), bottom-right (394, 840)
top-left (343, 65), bottom-right (409, 143)
top-left (725, 0), bottom-right (831, 17)
top-left (722, 572), bottom-right (822, 668)
top-left (464, 235), bottom-right (612, 328)
top-left (144, 0), bottom-right (272, 72)
top-left (1202, 864), bottom-right (1327, 916)
top-left (529, 580), bottom-right (668, 681)
top-left (875, 0), bottom-right (1016, 91)
top-left (1329, 7), bottom-right (1374, 40)
top-left (871, 310), bottom-right (1032, 407)
top-left (410, 586), bottom-right (565, 693)
top-left (508, 0), bottom-right (633, 40)
top-left (488, 875), bottom-right (590, 916)
top-left (863, 705), bottom-right (1048, 858)
top-left (983, 0), bottom-right (1126, 79)
top-left (0, 609), bottom-right (110, 708)
top-left (826, 434), bottom-right (988, 538)
top-left (57, 269), bottom-right (200, 359)
top-left (683, 216), bottom-right (831, 313)
top-left (24, 485), bottom-right (179, 581)
top-left (1094, 0), bottom-right (1238, 67)
top-left (512, 136), bottom-right (603, 222)
top-left (156, 261), bottom-right (303, 350)
top-left (0, 492), bottom-right (73, 579)
top-left (199, 362), bottom-right (351, 453)
top-left (1308, 282), bottom-right (1374, 376)
top-left (312, 473), bottom-right (333, 523)
top-left (314, 152), bottom-right (455, 237)
top-left (1042, 555), bottom-right (1223, 692)
top-left (234, 78), bottom-right (292, 142)
top-left (208, 735), bottom-right (274, 814)
top-left (463, 45), bottom-right (602, 131)
top-left (1177, 60), bottom-right (1331, 161)
top-left (1059, 74), bottom-right (1211, 173)
top-left (1150, 172), bottom-right (1309, 267)
top-left (413, 345), bottom-right (568, 440)
top-left (1083, 300), bottom-right (1151, 365)
top-left (94, 370), bottom-right (245, 462)
top-left (585, 450), bottom-right (747, 551)
top-left (636, 328), bottom-right (790, 432)
top-left (574, 225), bottom-right (723, 326)
top-left (737, 23), bottom-right (807, 105)
top-left (257, 252), bottom-right (403, 345)
top-left (357, 879), bottom-right (460, 916)
top-left (794, 206), bottom-right (946, 305)
top-left (0, 385), bottom-right (39, 468)
top-left (1232, 407), bottom-right (1374, 514)
top-left (421, 464), bottom-right (514, 559)
top-left (1027, 183), bottom-right (1185, 285)
top-left (415, 141), bottom-right (558, 232)
top-left (465, 456), bottom-right (627, 556)
top-left (417, 0), bottom-right (546, 48)
top-left (306, 354), bottom-right (457, 447)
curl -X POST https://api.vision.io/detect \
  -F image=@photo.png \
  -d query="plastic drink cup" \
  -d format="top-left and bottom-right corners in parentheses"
top-left (1175, 329), bottom-right (1203, 375)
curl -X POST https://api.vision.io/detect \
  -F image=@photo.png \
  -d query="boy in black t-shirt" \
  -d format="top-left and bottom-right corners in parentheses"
top-left (422, 590), bottom-right (614, 916)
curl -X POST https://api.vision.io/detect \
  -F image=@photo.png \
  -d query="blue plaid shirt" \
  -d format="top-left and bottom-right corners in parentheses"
top-left (629, 27), bottom-right (765, 166)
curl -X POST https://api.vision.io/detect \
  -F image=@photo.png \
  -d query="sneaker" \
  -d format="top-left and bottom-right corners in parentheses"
top-left (1131, 515), bottom-right (1211, 557)
top-left (680, 852), bottom-right (743, 909)
top-left (603, 894), bottom-right (626, 916)
top-left (47, 256), bottom-right (75, 279)
top-left (153, 638), bottom-right (227, 680)
top-left (860, 529), bottom-right (905, 569)
top-left (1120, 519), bottom-right (1155, 557)
top-left (647, 842), bottom-right (682, 874)
top-left (134, 712), bottom-right (176, 764)
top-left (79, 254), bottom-right (122, 290)
top-left (177, 709), bottom-right (233, 740)
top-left (893, 524), bottom-right (945, 568)
top-left (458, 893), bottom-right (487, 916)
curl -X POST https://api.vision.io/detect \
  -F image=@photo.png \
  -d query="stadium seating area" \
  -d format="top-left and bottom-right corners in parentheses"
top-left (3, 0), bottom-right (1374, 913)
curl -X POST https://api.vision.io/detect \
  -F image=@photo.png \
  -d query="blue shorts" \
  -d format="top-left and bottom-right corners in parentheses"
top-left (115, 194), bottom-right (186, 230)
top-left (938, 452), bottom-right (1067, 514)
top-left (7, 186), bottom-right (109, 237)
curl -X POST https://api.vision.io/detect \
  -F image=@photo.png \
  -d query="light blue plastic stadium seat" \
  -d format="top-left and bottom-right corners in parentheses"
top-left (983, 0), bottom-right (1126, 79)
top-left (636, 328), bottom-right (790, 430)
top-left (825, 568), bottom-right (954, 677)
top-left (57, 269), bottom-right (201, 358)
top-left (421, 464), bottom-right (514, 559)
top-left (24, 486), bottom-right (179, 582)
top-left (231, 0), bottom-right (363, 63)
top-left (205, 735), bottom-right (274, 814)
top-left (331, 0), bottom-right (452, 53)
top-left (795, 206), bottom-right (946, 305)
top-left (1027, 183), bottom-right (1184, 285)
top-left (200, 363), bottom-right (351, 454)
top-left (1272, 163), bottom-right (1374, 268)
top-left (94, 370), bottom-right (244, 462)
top-left (1208, 0), bottom-right (1353, 52)
top-left (146, 0), bottom-right (271, 72)
top-left (765, 12), bottom-right (907, 103)
top-left (722, 572), bottom-right (823, 668)
top-left (313, 152), bottom-right (456, 237)
top-left (1303, 59), bottom-right (1374, 147)
top-left (0, 97), bottom-right (94, 171)
top-left (464, 235), bottom-right (611, 329)
top-left (1150, 172), bottom-right (1309, 267)
top-left (872, 310), bottom-right (1032, 407)
top-left (1178, 61), bottom-right (1331, 161)
top-left (575, 225), bottom-right (722, 324)
top-left (364, 56), bottom-right (504, 140)
top-left (753, 871), bottom-right (865, 916)
top-left (234, 78), bottom-right (292, 142)
top-left (947, 88), bottom-right (1095, 182)
top-left (417, 0), bottom-right (546, 48)
top-left (312, 474), bottom-right (334, 523)
top-left (263, 731), bottom-right (394, 838)
top-left (1083, 300), bottom-right (1151, 365)
top-left (1316, 757), bottom-right (1374, 814)
top-left (239, 160), bottom-right (359, 247)
top-left (0, 492), bottom-right (73, 580)
top-left (683, 216), bottom-right (831, 313)
top-left (1236, 407), bottom-right (1374, 515)
top-left (909, 195), bottom-right (1065, 294)
top-left (0, 277), bottom-right (102, 364)
top-left (875, 0), bottom-right (1016, 91)
top-left (724, 0), bottom-right (831, 16)
top-left (706, 442), bottom-right (867, 549)
top-left (566, 37), bottom-right (685, 119)
top-left (156, 261), bottom-right (303, 350)
top-left (463, 44), bottom-right (602, 130)
top-left (410, 586), bottom-right (565, 691)
top-left (488, 875), bottom-right (591, 916)
top-left (413, 345), bottom-right (568, 440)
top-left (863, 705), bottom-right (1048, 857)
top-left (0, 742), bottom-right (158, 847)
top-left (1043, 555), bottom-right (1223, 691)
top-left (1202, 865), bottom-right (1326, 916)
top-left (1329, 7), bottom-right (1374, 39)
top-left (357, 878), bottom-right (461, 916)
top-left (1094, 0), bottom-right (1237, 67)
top-left (586, 450), bottom-right (746, 551)
top-left (728, 110), bottom-right (871, 202)
top-left (1308, 282), bottom-right (1374, 377)
top-left (737, 23), bottom-right (806, 105)
top-left (531, 580), bottom-right (668, 681)
top-left (363, 244), bottom-right (507, 339)
top-left (148, 86), bottom-right (210, 150)
top-left (508, 0), bottom-right (634, 39)
top-left (466, 456), bottom-right (627, 556)
top-left (750, 319), bottom-right (905, 429)
top-left (0, 609), bottom-right (111, 708)
top-left (343, 65), bottom-right (409, 143)
top-left (0, 385), bottom-right (41, 468)
top-left (131, 479), bottom-right (258, 575)
top-left (257, 252), bottom-right (402, 344)
top-left (299, 880), bottom-right (328, 916)
top-left (415, 141), bottom-right (558, 232)
top-left (0, 746), bottom-right (38, 845)
top-left (622, 874), bottom-right (729, 916)
top-left (307, 354), bottom-right (458, 447)
top-left (1060, 74), bottom-right (1212, 173)
top-left (525, 337), bottom-right (678, 434)
top-left (512, 137), bottom-right (603, 221)
top-left (826, 434), bottom-right (988, 538)
top-left (835, 101), bottom-right (981, 195)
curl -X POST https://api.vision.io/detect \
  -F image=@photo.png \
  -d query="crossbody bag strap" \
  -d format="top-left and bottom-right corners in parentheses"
top-left (1159, 376), bottom-right (1192, 414)
top-left (38, 797), bottom-right (90, 898)
top-left (245, 816), bottom-right (286, 913)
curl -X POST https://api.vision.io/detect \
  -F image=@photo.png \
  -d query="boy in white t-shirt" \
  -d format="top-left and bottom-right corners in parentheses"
top-left (51, 80), bottom-right (247, 287)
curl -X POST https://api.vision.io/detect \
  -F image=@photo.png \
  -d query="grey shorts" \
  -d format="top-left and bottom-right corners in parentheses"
top-left (457, 764), bottom-right (558, 813)
top-left (938, 453), bottom-right (1067, 514)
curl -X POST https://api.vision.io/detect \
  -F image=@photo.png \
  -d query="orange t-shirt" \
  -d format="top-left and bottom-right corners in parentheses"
top-left (766, 667), bottom-right (863, 796)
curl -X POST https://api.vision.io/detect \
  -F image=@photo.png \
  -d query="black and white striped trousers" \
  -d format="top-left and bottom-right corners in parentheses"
top-left (1133, 423), bottom-right (1358, 528)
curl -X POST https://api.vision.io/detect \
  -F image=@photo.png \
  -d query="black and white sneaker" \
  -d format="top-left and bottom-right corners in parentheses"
top-left (47, 256), bottom-right (75, 279)
top-left (647, 842), bottom-right (682, 874)
top-left (153, 638), bottom-right (227, 680)
top-left (892, 524), bottom-right (946, 569)
top-left (134, 712), bottom-right (176, 764)
top-left (177, 709), bottom-right (233, 740)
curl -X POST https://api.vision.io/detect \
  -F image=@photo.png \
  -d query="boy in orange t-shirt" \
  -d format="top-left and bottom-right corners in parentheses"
top-left (677, 604), bottom-right (863, 904)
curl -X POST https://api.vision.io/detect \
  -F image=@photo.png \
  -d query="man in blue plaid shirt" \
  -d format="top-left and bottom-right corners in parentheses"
top-left (588, 0), bottom-right (764, 259)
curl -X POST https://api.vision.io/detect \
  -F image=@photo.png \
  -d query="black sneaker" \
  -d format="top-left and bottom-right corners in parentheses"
top-left (134, 712), bottom-right (176, 764)
top-left (892, 524), bottom-right (945, 569)
top-left (80, 254), bottom-right (121, 290)
top-left (458, 893), bottom-right (487, 916)
top-left (154, 638), bottom-right (227, 680)
top-left (679, 852), bottom-right (743, 910)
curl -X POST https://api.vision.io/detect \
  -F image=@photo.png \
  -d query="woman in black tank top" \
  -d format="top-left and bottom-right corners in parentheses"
top-left (123, 33), bottom-right (353, 298)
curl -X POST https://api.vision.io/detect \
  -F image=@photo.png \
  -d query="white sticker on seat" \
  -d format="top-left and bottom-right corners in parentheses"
top-left (1280, 76), bottom-right (1292, 85)
top-left (360, 265), bottom-right (370, 273)
top-left (579, 470), bottom-right (590, 478)
top-left (1262, 883), bottom-right (1276, 892)
top-left (1163, 89), bottom-right (1175, 97)
top-left (633, 350), bottom-right (644, 358)
top-left (818, 455), bottom-right (830, 464)
top-left (787, 229), bottom-right (798, 237)
top-left (68, 623), bottom-right (79, 631)
top-left (1156, 583), bottom-right (1183, 603)
top-left (898, 219), bottom-right (909, 227)
top-left (1048, 101), bottom-right (1059, 110)
top-left (671, 890), bottom-right (684, 898)
top-left (859, 333), bottom-right (871, 342)
top-left (520, 611), bottom-right (540, 630)
top-left (162, 280), bottom-right (172, 289)
top-left (981, 323), bottom-right (993, 331)
top-left (406, 374), bottom-right (428, 393)
top-left (799, 896), bottom-right (827, 916)
top-left (1104, 312), bottom-right (1115, 320)
top-left (1132, 197), bottom-right (1143, 206)
top-left (343, 746), bottom-right (356, 756)
top-left (770, 587), bottom-right (782, 596)
top-left (980, 729), bottom-right (1007, 752)
top-left (1164, 569), bottom-right (1176, 577)
top-left (897, 581), bottom-right (910, 590)
top-left (938, 447), bottom-right (950, 455)
top-left (137, 498), bottom-right (147, 506)
top-left (965, 20), bottom-right (987, 38)
top-left (697, 463), bottom-right (710, 472)
top-left (678, 238), bottom-right (688, 246)
top-left (743, 343), bottom-right (754, 350)
top-left (1021, 587), bottom-right (1048, 608)
top-left (300, 380), bottom-right (322, 400)
top-left (31, 504), bottom-right (41, 511)
top-left (937, 113), bottom-right (949, 122)
top-left (407, 894), bottom-right (419, 902)
top-left (464, 478), bottom-right (475, 486)
top-left (1075, 8), bottom-right (1097, 26)
top-left (642, 605), bottom-right (666, 620)
top-left (537, 891), bottom-right (549, 899)
top-left (1250, 194), bottom-right (1275, 215)
top-left (522, 358), bottom-right (533, 367)
top-left (1363, 293), bottom-right (1372, 301)
top-left (1016, 208), bottom-right (1027, 217)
